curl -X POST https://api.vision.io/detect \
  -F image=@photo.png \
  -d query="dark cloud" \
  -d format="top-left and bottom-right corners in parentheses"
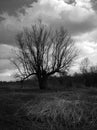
top-left (64, 0), bottom-right (76, 5)
top-left (0, 28), bottom-right (17, 45)
top-left (0, 0), bottom-right (37, 16)
top-left (0, 0), bottom-right (96, 45)
top-left (0, 16), bottom-right (5, 22)
top-left (63, 17), bottom-right (97, 35)
top-left (91, 0), bottom-right (97, 11)
top-left (50, 9), bottom-right (97, 36)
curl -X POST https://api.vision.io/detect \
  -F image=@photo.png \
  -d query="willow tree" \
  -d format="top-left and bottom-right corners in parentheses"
top-left (13, 22), bottom-right (77, 89)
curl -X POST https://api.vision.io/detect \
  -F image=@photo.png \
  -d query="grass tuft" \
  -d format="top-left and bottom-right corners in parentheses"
top-left (16, 94), bottom-right (97, 130)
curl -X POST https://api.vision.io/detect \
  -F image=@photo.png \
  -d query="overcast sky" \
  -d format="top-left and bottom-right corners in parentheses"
top-left (0, 0), bottom-right (97, 81)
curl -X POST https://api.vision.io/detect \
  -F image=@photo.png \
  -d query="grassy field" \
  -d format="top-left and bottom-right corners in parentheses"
top-left (0, 84), bottom-right (97, 130)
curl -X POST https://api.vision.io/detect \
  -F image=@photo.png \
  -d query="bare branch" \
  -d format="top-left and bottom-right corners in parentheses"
top-left (12, 21), bottom-right (78, 89)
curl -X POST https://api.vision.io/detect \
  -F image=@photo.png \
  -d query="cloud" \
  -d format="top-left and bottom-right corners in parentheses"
top-left (0, 0), bottom-right (97, 79)
top-left (0, 0), bottom-right (37, 15)
top-left (90, 0), bottom-right (97, 11)
top-left (0, 69), bottom-right (16, 81)
top-left (0, 0), bottom-right (97, 45)
top-left (0, 59), bottom-right (11, 73)
top-left (0, 44), bottom-right (18, 59)
top-left (75, 40), bottom-right (97, 65)
top-left (0, 13), bottom-right (23, 45)
top-left (64, 0), bottom-right (76, 5)
top-left (73, 28), bottom-right (97, 44)
top-left (0, 44), bottom-right (19, 77)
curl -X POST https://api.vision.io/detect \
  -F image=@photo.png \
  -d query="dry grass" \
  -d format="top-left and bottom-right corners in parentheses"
top-left (16, 91), bottom-right (97, 130)
top-left (0, 85), bottom-right (97, 129)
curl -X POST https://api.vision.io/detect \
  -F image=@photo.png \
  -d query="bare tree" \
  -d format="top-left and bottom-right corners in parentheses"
top-left (89, 65), bottom-right (97, 73)
top-left (12, 22), bottom-right (78, 89)
top-left (80, 57), bottom-right (90, 74)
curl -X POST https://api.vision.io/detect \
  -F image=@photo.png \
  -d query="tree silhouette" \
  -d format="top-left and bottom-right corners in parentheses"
top-left (12, 21), bottom-right (78, 89)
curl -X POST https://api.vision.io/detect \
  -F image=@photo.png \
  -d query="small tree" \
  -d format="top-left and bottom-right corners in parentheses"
top-left (80, 57), bottom-right (90, 74)
top-left (89, 66), bottom-right (97, 74)
top-left (12, 22), bottom-right (78, 89)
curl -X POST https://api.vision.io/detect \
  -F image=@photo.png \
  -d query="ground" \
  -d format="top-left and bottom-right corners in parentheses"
top-left (0, 84), bottom-right (97, 129)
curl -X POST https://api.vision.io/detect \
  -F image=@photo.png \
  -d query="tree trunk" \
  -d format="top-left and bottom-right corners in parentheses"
top-left (38, 76), bottom-right (48, 89)
top-left (20, 80), bottom-right (24, 88)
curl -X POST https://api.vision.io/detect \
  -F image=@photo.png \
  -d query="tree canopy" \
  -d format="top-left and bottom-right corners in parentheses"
top-left (12, 22), bottom-right (78, 89)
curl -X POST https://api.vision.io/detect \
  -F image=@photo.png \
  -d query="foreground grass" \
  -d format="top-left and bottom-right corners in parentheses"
top-left (0, 87), bottom-right (97, 129)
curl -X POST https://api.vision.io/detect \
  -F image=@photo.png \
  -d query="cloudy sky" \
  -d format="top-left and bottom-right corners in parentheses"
top-left (0, 0), bottom-right (97, 81)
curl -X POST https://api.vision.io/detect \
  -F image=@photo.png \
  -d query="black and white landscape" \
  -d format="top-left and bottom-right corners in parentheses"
top-left (0, 0), bottom-right (97, 129)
